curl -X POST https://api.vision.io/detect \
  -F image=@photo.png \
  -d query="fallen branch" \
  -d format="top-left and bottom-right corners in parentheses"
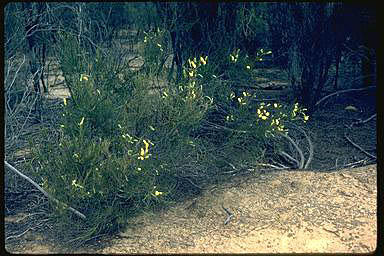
top-left (314, 85), bottom-right (376, 107)
top-left (343, 113), bottom-right (376, 160)
top-left (4, 161), bottom-right (86, 220)
top-left (253, 162), bottom-right (289, 170)
top-left (276, 125), bottom-right (314, 169)
top-left (280, 151), bottom-right (300, 167)
top-left (221, 204), bottom-right (234, 225)
top-left (351, 113), bottom-right (377, 127)
top-left (325, 158), bottom-right (374, 172)
top-left (343, 132), bottom-right (376, 160)
top-left (280, 132), bottom-right (305, 168)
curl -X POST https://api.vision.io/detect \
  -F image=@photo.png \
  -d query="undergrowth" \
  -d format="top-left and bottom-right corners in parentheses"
top-left (30, 31), bottom-right (308, 245)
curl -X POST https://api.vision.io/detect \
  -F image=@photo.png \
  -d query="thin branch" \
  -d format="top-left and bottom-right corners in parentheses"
top-left (280, 151), bottom-right (300, 167)
top-left (4, 161), bottom-right (86, 220)
top-left (351, 113), bottom-right (377, 126)
top-left (255, 162), bottom-right (289, 170)
top-left (280, 132), bottom-right (305, 168)
top-left (299, 128), bottom-right (314, 169)
top-left (314, 85), bottom-right (376, 107)
top-left (343, 132), bottom-right (376, 160)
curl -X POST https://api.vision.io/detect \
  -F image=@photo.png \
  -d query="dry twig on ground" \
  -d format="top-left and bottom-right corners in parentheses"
top-left (4, 161), bottom-right (86, 220)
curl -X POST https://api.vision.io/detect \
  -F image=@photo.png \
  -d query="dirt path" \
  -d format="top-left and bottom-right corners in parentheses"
top-left (7, 164), bottom-right (375, 253)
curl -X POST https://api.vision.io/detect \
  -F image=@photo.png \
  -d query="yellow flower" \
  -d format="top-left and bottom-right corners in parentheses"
top-left (277, 125), bottom-right (285, 131)
top-left (157, 43), bottom-right (162, 48)
top-left (243, 91), bottom-right (251, 97)
top-left (143, 140), bottom-right (150, 153)
top-left (138, 148), bottom-right (148, 160)
top-left (261, 115), bottom-right (268, 120)
top-left (189, 59), bottom-right (197, 69)
top-left (200, 56), bottom-right (207, 65)
top-left (154, 191), bottom-right (163, 196)
top-left (246, 65), bottom-right (251, 69)
top-left (188, 70), bottom-right (194, 77)
top-left (80, 74), bottom-right (89, 81)
top-left (138, 139), bottom-right (152, 160)
top-left (229, 91), bottom-right (235, 100)
top-left (303, 114), bottom-right (309, 122)
top-left (72, 179), bottom-right (84, 189)
top-left (191, 90), bottom-right (196, 99)
top-left (63, 98), bottom-right (67, 106)
top-left (79, 117), bottom-right (85, 126)
top-left (226, 115), bottom-right (233, 121)
top-left (149, 125), bottom-right (155, 131)
top-left (237, 97), bottom-right (246, 105)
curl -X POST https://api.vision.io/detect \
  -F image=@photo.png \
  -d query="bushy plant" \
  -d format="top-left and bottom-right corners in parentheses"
top-left (33, 35), bottom-right (216, 242)
top-left (32, 32), bottom-right (309, 243)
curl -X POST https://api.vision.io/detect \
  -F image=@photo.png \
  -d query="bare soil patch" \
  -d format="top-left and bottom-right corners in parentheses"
top-left (5, 165), bottom-right (376, 253)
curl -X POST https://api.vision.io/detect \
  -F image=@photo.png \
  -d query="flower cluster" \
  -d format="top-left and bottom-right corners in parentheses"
top-left (138, 139), bottom-right (153, 160)
top-left (291, 102), bottom-right (309, 122)
top-left (230, 49), bottom-right (240, 63)
top-left (237, 91), bottom-right (252, 106)
top-left (255, 48), bottom-right (272, 62)
top-left (257, 103), bottom-right (271, 120)
top-left (80, 73), bottom-right (89, 82)
top-left (184, 56), bottom-right (208, 79)
top-left (180, 55), bottom-right (209, 102)
top-left (229, 48), bottom-right (253, 71)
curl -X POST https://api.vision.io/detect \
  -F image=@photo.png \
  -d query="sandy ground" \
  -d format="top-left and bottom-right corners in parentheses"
top-left (6, 164), bottom-right (376, 254)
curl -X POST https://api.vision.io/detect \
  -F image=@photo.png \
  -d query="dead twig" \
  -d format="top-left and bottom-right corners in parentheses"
top-left (280, 151), bottom-right (300, 167)
top-left (221, 204), bottom-right (234, 225)
top-left (4, 161), bottom-right (86, 220)
top-left (253, 162), bottom-right (289, 170)
top-left (325, 158), bottom-right (374, 172)
top-left (276, 126), bottom-right (314, 169)
top-left (299, 127), bottom-right (314, 169)
top-left (5, 227), bottom-right (32, 241)
top-left (314, 85), bottom-right (376, 107)
top-left (351, 113), bottom-right (377, 127)
top-left (343, 131), bottom-right (376, 160)
top-left (343, 114), bottom-right (376, 160)
top-left (280, 132), bottom-right (305, 168)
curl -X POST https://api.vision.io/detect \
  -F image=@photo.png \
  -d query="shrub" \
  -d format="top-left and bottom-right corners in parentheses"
top-left (32, 35), bottom-right (309, 243)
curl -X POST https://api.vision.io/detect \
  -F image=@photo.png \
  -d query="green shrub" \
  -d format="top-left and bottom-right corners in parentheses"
top-left (33, 35), bottom-right (309, 243)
